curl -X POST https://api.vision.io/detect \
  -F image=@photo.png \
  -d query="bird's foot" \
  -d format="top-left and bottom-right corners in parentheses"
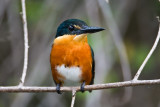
top-left (80, 82), bottom-right (85, 93)
top-left (56, 84), bottom-right (62, 94)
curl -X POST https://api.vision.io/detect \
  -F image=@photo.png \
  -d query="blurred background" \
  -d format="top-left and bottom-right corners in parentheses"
top-left (0, 0), bottom-right (160, 107)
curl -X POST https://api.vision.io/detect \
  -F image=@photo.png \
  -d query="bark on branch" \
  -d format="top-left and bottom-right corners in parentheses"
top-left (71, 90), bottom-right (77, 107)
top-left (133, 24), bottom-right (160, 80)
top-left (0, 79), bottom-right (160, 92)
top-left (19, 0), bottom-right (29, 86)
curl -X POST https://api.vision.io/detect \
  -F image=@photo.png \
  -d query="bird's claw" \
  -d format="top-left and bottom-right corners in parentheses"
top-left (56, 84), bottom-right (62, 94)
top-left (80, 82), bottom-right (85, 93)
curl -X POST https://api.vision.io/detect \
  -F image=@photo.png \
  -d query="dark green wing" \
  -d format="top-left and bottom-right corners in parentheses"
top-left (89, 46), bottom-right (95, 85)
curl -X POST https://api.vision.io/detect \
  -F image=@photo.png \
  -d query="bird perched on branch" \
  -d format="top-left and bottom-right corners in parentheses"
top-left (50, 19), bottom-right (105, 94)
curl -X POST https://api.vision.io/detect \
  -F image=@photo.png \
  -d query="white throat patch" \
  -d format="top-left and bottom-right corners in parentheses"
top-left (56, 64), bottom-right (81, 85)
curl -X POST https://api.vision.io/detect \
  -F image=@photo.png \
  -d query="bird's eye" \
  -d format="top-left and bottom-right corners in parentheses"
top-left (68, 25), bottom-right (74, 31)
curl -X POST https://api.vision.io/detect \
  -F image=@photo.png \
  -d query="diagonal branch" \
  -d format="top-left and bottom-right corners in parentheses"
top-left (133, 24), bottom-right (160, 80)
top-left (19, 0), bottom-right (29, 86)
top-left (71, 90), bottom-right (77, 107)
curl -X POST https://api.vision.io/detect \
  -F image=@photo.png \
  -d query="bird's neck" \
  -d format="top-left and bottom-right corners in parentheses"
top-left (54, 34), bottom-right (88, 45)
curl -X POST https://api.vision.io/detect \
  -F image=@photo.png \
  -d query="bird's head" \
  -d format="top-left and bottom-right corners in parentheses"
top-left (54, 19), bottom-right (105, 44)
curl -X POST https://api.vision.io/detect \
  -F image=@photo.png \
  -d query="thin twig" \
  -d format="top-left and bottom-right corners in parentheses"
top-left (19, 0), bottom-right (29, 86)
top-left (0, 79), bottom-right (160, 92)
top-left (71, 90), bottom-right (76, 107)
top-left (133, 24), bottom-right (160, 80)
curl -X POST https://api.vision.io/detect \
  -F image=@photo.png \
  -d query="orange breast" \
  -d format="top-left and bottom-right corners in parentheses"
top-left (50, 42), bottom-right (93, 85)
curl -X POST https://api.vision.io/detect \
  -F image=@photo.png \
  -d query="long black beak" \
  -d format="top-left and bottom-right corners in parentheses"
top-left (80, 26), bottom-right (105, 34)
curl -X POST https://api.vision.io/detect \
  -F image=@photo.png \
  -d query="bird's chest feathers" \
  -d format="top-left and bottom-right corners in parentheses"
top-left (56, 64), bottom-right (81, 85)
top-left (51, 40), bottom-right (91, 66)
top-left (52, 34), bottom-right (91, 64)
top-left (51, 34), bottom-right (92, 85)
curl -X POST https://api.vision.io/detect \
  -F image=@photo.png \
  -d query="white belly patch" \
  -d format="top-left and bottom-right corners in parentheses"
top-left (56, 64), bottom-right (81, 85)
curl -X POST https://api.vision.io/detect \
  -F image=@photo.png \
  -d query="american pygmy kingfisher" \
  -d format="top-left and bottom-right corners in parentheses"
top-left (50, 19), bottom-right (105, 94)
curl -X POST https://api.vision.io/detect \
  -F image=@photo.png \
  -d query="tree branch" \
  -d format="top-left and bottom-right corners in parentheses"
top-left (19, 0), bottom-right (29, 86)
top-left (133, 24), bottom-right (160, 80)
top-left (71, 90), bottom-right (76, 107)
top-left (0, 79), bottom-right (160, 92)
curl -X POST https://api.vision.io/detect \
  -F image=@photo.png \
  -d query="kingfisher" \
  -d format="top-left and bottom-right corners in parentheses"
top-left (50, 19), bottom-right (105, 94)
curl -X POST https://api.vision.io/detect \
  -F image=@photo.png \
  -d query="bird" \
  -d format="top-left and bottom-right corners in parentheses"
top-left (50, 19), bottom-right (105, 94)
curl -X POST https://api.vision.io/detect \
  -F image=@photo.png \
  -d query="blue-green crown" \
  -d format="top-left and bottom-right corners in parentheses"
top-left (56, 19), bottom-right (87, 37)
